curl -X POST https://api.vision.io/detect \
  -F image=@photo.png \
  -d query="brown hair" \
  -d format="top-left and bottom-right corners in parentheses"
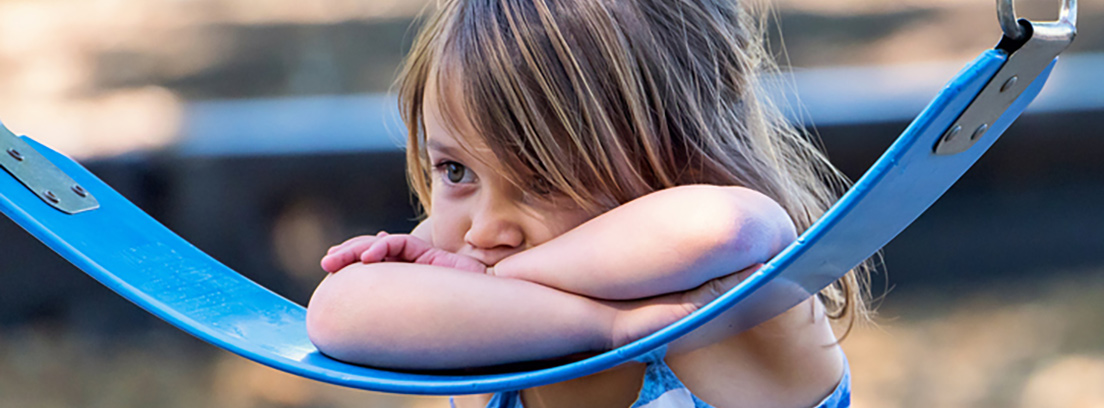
top-left (395, 0), bottom-right (872, 334)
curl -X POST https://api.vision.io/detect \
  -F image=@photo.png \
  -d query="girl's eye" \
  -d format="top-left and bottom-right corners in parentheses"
top-left (438, 161), bottom-right (475, 184)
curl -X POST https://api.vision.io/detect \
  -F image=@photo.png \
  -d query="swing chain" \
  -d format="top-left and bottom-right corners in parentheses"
top-left (998, 0), bottom-right (1078, 41)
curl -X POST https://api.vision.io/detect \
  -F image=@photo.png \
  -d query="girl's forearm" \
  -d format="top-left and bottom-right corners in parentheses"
top-left (306, 262), bottom-right (615, 369)
top-left (492, 185), bottom-right (796, 300)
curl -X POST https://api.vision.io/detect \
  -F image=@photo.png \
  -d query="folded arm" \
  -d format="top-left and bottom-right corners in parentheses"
top-left (307, 185), bottom-right (790, 368)
top-left (307, 261), bottom-right (758, 369)
top-left (492, 185), bottom-right (795, 300)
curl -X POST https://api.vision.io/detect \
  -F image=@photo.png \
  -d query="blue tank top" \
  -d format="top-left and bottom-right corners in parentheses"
top-left (452, 346), bottom-right (851, 408)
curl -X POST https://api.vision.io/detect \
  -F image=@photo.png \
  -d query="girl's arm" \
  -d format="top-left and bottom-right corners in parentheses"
top-left (492, 185), bottom-right (795, 300)
top-left (306, 261), bottom-right (758, 369)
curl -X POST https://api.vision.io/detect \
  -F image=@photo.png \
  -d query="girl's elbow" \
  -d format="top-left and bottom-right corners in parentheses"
top-left (306, 270), bottom-right (392, 361)
top-left (704, 186), bottom-right (796, 259)
top-left (306, 275), bottom-right (352, 356)
top-left (736, 189), bottom-right (797, 258)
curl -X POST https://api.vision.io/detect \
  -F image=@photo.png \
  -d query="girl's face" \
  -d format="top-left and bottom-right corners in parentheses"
top-left (423, 75), bottom-right (594, 266)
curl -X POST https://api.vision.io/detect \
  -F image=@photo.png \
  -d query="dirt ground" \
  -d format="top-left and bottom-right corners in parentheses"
top-left (2, 266), bottom-right (1102, 408)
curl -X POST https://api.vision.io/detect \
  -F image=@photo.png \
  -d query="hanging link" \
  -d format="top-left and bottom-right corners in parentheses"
top-left (935, 0), bottom-right (1077, 155)
top-left (998, 0), bottom-right (1077, 41)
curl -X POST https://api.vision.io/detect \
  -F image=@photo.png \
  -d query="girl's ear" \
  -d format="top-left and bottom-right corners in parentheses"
top-left (411, 216), bottom-right (435, 245)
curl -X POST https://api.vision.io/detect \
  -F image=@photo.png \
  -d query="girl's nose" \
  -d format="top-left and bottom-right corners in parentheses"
top-left (465, 203), bottom-right (524, 251)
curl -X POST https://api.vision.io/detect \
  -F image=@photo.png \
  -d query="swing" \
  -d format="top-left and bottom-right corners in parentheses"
top-left (0, 0), bottom-right (1077, 396)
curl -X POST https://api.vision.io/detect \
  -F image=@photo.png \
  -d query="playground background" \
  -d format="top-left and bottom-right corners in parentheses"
top-left (1, 0), bottom-right (1103, 407)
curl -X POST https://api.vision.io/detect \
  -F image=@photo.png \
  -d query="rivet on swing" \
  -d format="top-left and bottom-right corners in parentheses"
top-left (44, 190), bottom-right (60, 204)
top-left (971, 123), bottom-right (989, 141)
top-left (71, 185), bottom-right (88, 198)
top-left (943, 125), bottom-right (963, 143)
top-left (1000, 76), bottom-right (1018, 93)
top-left (6, 148), bottom-right (23, 162)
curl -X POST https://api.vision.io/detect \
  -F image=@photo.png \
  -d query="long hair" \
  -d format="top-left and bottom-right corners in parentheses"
top-left (395, 0), bottom-right (872, 334)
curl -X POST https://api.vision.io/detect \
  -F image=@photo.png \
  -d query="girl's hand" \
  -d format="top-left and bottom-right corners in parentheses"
top-left (608, 263), bottom-right (762, 348)
top-left (321, 233), bottom-right (487, 274)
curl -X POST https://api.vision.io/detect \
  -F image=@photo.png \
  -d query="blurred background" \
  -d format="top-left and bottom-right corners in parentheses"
top-left (1, 0), bottom-right (1102, 406)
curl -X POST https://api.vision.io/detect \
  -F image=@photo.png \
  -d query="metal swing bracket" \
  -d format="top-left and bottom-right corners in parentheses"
top-left (0, 122), bottom-right (99, 214)
top-left (934, 0), bottom-right (1077, 155)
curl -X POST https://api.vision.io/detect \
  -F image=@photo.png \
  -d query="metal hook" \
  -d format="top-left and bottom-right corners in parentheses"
top-left (1060, 0), bottom-right (1078, 27)
top-left (998, 0), bottom-right (1078, 41)
top-left (997, 0), bottom-right (1025, 40)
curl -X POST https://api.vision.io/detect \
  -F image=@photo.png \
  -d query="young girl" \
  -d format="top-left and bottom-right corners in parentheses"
top-left (307, 0), bottom-right (868, 406)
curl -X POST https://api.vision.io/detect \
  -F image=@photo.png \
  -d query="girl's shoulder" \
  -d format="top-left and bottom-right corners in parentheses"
top-left (666, 297), bottom-right (845, 407)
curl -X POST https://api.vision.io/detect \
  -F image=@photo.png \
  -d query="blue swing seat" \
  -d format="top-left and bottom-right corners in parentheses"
top-left (0, 5), bottom-right (1075, 396)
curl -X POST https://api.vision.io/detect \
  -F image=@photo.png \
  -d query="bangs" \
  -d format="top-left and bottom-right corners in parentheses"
top-left (437, 5), bottom-right (600, 211)
top-left (430, 55), bottom-right (535, 187)
top-left (432, 51), bottom-right (599, 210)
top-left (420, 0), bottom-right (670, 213)
top-left (402, 0), bottom-right (763, 212)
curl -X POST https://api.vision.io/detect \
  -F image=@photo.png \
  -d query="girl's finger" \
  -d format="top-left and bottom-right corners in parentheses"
top-left (321, 250), bottom-right (359, 273)
top-left (322, 235), bottom-right (386, 272)
top-left (327, 233), bottom-right (388, 255)
top-left (335, 235), bottom-right (390, 262)
top-left (360, 238), bottom-right (396, 264)
top-left (362, 235), bottom-right (434, 264)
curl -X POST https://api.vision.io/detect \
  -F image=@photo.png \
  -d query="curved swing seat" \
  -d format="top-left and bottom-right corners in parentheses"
top-left (0, 4), bottom-right (1075, 396)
